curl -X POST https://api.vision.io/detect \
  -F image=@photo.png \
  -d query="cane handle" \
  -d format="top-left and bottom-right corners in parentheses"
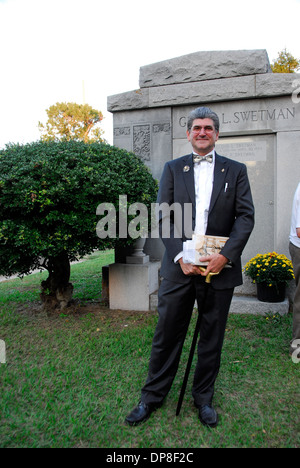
top-left (199, 267), bottom-right (220, 284)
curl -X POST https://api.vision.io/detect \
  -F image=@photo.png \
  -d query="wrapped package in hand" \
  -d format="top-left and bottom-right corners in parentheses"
top-left (183, 234), bottom-right (229, 266)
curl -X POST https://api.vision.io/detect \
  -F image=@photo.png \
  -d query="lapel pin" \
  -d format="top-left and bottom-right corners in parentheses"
top-left (222, 168), bottom-right (225, 173)
top-left (183, 165), bottom-right (190, 173)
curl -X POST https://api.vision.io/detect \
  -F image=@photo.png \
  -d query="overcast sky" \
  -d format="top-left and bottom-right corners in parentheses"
top-left (1, 0), bottom-right (300, 148)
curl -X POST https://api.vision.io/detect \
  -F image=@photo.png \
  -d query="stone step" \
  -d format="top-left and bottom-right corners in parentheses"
top-left (229, 295), bottom-right (289, 315)
top-left (150, 292), bottom-right (289, 315)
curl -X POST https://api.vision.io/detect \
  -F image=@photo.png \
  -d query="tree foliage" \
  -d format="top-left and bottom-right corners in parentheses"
top-left (0, 140), bottom-right (158, 309)
top-left (271, 48), bottom-right (300, 73)
top-left (38, 102), bottom-right (104, 143)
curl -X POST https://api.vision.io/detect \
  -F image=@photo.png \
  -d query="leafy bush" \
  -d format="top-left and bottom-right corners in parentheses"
top-left (0, 140), bottom-right (158, 308)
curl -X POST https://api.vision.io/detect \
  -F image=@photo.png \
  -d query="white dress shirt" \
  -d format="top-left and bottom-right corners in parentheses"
top-left (174, 150), bottom-right (215, 263)
top-left (290, 182), bottom-right (300, 249)
top-left (194, 150), bottom-right (215, 235)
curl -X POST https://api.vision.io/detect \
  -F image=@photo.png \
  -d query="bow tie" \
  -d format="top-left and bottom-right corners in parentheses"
top-left (193, 154), bottom-right (213, 164)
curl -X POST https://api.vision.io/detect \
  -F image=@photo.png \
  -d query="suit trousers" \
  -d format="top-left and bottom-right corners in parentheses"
top-left (141, 277), bottom-right (234, 408)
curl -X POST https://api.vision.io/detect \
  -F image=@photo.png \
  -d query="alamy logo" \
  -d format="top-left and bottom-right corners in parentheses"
top-left (292, 79), bottom-right (300, 104)
top-left (0, 340), bottom-right (6, 364)
top-left (96, 196), bottom-right (194, 241)
top-left (291, 339), bottom-right (300, 364)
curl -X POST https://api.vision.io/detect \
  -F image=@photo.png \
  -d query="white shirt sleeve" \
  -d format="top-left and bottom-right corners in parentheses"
top-left (296, 185), bottom-right (300, 228)
top-left (290, 183), bottom-right (300, 248)
top-left (174, 252), bottom-right (183, 264)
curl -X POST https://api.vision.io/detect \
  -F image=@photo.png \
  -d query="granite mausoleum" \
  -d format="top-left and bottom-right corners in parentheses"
top-left (106, 49), bottom-right (300, 312)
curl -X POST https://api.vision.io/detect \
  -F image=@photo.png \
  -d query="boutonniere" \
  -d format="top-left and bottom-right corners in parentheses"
top-left (183, 165), bottom-right (190, 173)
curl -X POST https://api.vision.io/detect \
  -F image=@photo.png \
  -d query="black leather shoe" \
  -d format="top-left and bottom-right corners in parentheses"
top-left (198, 404), bottom-right (218, 428)
top-left (125, 401), bottom-right (155, 426)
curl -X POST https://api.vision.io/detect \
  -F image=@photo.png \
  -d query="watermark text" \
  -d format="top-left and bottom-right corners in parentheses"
top-left (292, 79), bottom-right (300, 104)
top-left (0, 340), bottom-right (6, 364)
top-left (96, 196), bottom-right (194, 240)
top-left (291, 339), bottom-right (300, 363)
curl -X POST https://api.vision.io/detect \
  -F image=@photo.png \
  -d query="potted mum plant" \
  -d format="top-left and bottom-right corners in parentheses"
top-left (244, 252), bottom-right (294, 303)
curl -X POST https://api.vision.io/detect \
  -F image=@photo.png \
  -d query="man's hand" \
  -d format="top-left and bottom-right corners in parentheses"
top-left (178, 254), bottom-right (229, 277)
top-left (179, 258), bottom-right (202, 276)
top-left (198, 254), bottom-right (228, 277)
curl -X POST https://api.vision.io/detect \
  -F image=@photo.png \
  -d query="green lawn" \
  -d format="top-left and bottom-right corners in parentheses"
top-left (0, 251), bottom-right (299, 448)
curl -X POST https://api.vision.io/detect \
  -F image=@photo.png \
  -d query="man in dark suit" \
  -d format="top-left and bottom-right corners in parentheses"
top-left (125, 107), bottom-right (255, 428)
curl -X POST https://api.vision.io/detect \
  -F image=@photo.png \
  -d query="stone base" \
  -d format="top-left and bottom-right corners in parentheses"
top-left (109, 261), bottom-right (160, 311)
top-left (230, 295), bottom-right (289, 315)
top-left (126, 255), bottom-right (150, 264)
top-left (149, 291), bottom-right (289, 315)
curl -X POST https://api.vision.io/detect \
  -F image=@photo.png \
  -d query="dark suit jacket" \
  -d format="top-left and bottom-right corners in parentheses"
top-left (157, 152), bottom-right (255, 289)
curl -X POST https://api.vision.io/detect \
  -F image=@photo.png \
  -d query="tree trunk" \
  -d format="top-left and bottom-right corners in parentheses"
top-left (41, 252), bottom-right (73, 312)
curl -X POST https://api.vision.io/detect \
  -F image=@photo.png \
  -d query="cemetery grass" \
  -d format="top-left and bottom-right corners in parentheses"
top-left (0, 251), bottom-right (299, 449)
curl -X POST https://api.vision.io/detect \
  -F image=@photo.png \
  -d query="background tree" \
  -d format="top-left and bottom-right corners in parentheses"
top-left (38, 102), bottom-right (104, 143)
top-left (0, 141), bottom-right (158, 311)
top-left (271, 48), bottom-right (300, 73)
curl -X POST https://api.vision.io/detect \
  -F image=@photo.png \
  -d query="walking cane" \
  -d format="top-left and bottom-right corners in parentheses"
top-left (176, 268), bottom-right (219, 417)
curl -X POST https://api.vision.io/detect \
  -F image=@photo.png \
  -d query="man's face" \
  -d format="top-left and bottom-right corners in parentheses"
top-left (186, 118), bottom-right (219, 156)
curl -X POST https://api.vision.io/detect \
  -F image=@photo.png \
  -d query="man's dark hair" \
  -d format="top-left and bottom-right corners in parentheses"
top-left (187, 107), bottom-right (220, 133)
